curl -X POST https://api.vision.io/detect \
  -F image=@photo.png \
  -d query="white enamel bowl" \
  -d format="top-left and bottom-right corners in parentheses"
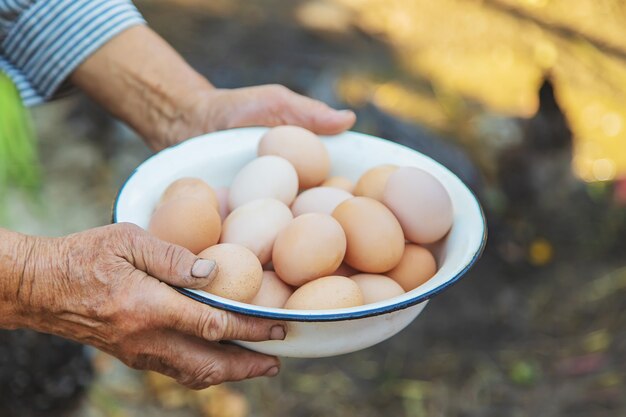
top-left (114, 127), bottom-right (486, 358)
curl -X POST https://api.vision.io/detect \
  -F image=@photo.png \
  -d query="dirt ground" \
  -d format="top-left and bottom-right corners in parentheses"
top-left (2, 1), bottom-right (625, 416)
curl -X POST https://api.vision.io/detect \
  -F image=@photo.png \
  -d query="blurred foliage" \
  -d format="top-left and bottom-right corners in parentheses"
top-left (0, 72), bottom-right (40, 203)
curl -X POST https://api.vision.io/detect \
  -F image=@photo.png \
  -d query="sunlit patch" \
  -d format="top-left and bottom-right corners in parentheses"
top-left (601, 113), bottom-right (623, 137)
top-left (591, 158), bottom-right (616, 182)
top-left (334, 0), bottom-right (626, 183)
top-left (529, 238), bottom-right (553, 266)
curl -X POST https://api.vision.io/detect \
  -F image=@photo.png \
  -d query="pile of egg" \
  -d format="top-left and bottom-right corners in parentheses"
top-left (148, 126), bottom-right (453, 310)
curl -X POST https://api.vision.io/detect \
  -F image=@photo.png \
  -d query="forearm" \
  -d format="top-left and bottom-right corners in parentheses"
top-left (70, 25), bottom-right (214, 149)
top-left (0, 229), bottom-right (62, 330)
top-left (0, 229), bottom-right (36, 328)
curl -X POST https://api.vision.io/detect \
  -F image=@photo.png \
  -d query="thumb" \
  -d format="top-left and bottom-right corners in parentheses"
top-left (123, 224), bottom-right (218, 288)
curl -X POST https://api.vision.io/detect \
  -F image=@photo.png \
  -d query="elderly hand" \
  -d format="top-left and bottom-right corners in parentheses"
top-left (71, 26), bottom-right (356, 151)
top-left (0, 224), bottom-right (285, 390)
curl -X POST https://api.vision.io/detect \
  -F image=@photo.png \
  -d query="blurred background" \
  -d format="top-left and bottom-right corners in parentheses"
top-left (1, 0), bottom-right (626, 416)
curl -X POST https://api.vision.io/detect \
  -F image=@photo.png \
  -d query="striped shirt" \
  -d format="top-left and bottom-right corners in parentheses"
top-left (0, 0), bottom-right (146, 106)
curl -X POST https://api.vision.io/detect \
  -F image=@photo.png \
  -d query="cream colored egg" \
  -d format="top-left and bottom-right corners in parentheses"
top-left (383, 167), bottom-right (453, 244)
top-left (198, 243), bottom-right (263, 303)
top-left (351, 274), bottom-right (405, 304)
top-left (291, 187), bottom-right (353, 217)
top-left (159, 177), bottom-right (219, 210)
top-left (272, 213), bottom-right (346, 286)
top-left (353, 165), bottom-right (398, 201)
top-left (229, 156), bottom-right (298, 210)
top-left (322, 176), bottom-right (355, 193)
top-left (250, 271), bottom-right (294, 308)
top-left (284, 276), bottom-right (363, 310)
top-left (148, 197), bottom-right (221, 254)
top-left (215, 187), bottom-right (230, 220)
top-left (386, 243), bottom-right (437, 291)
top-left (332, 197), bottom-right (404, 272)
top-left (258, 125), bottom-right (330, 189)
top-left (220, 198), bottom-right (293, 264)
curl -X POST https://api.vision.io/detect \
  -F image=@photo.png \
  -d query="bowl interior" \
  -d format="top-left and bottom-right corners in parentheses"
top-left (114, 127), bottom-right (486, 321)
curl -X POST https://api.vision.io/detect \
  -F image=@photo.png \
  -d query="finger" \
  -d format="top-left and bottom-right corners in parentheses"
top-left (275, 89), bottom-right (356, 135)
top-left (135, 331), bottom-right (281, 390)
top-left (119, 223), bottom-right (218, 289)
top-left (151, 285), bottom-right (287, 342)
top-left (226, 85), bottom-right (356, 134)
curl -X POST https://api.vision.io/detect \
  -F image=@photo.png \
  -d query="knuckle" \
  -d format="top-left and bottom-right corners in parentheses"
top-left (111, 223), bottom-right (143, 249)
top-left (165, 245), bottom-right (187, 278)
top-left (197, 310), bottom-right (228, 341)
top-left (120, 352), bottom-right (151, 371)
top-left (266, 84), bottom-right (290, 104)
top-left (178, 358), bottom-right (224, 388)
top-left (117, 222), bottom-right (142, 237)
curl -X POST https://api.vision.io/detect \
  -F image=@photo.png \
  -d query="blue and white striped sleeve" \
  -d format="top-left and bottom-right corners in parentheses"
top-left (0, 0), bottom-right (146, 106)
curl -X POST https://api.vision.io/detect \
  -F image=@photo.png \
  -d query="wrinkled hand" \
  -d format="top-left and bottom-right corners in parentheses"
top-left (155, 84), bottom-right (356, 150)
top-left (17, 223), bottom-right (285, 389)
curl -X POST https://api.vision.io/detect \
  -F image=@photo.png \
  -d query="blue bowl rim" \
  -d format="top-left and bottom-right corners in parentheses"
top-left (113, 128), bottom-right (488, 322)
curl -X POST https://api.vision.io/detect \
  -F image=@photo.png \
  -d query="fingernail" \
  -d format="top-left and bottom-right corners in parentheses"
top-left (270, 325), bottom-right (286, 340)
top-left (337, 109), bottom-right (354, 116)
top-left (264, 366), bottom-right (280, 377)
top-left (192, 259), bottom-right (217, 278)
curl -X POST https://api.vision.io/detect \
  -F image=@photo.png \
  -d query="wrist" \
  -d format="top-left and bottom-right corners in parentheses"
top-left (71, 26), bottom-right (214, 150)
top-left (0, 230), bottom-right (66, 329)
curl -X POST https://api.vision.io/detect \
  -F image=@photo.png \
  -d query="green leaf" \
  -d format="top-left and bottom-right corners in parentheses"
top-left (0, 71), bottom-right (41, 204)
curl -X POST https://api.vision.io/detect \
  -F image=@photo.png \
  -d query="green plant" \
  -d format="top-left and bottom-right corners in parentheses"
top-left (0, 72), bottom-right (40, 202)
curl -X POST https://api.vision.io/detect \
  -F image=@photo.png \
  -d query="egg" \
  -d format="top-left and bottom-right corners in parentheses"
top-left (159, 177), bottom-right (219, 210)
top-left (332, 197), bottom-right (404, 272)
top-left (215, 187), bottom-right (230, 220)
top-left (321, 176), bottom-right (354, 193)
top-left (272, 213), bottom-right (346, 286)
top-left (250, 271), bottom-right (294, 308)
top-left (229, 155), bottom-right (298, 210)
top-left (148, 197), bottom-right (221, 254)
top-left (331, 262), bottom-right (358, 277)
top-left (198, 243), bottom-right (263, 303)
top-left (383, 167), bottom-right (453, 243)
top-left (258, 125), bottom-right (330, 189)
top-left (284, 276), bottom-right (363, 310)
top-left (291, 187), bottom-right (353, 217)
top-left (220, 198), bottom-right (293, 264)
top-left (386, 243), bottom-right (437, 291)
top-left (350, 274), bottom-right (405, 304)
top-left (353, 165), bottom-right (398, 202)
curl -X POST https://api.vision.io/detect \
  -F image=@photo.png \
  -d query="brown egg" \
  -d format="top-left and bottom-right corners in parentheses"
top-left (383, 167), bottom-right (453, 244)
top-left (159, 177), bottom-right (219, 210)
top-left (322, 176), bottom-right (355, 193)
top-left (331, 262), bottom-right (358, 277)
top-left (250, 271), bottom-right (294, 308)
top-left (386, 243), bottom-right (437, 291)
top-left (198, 243), bottom-right (263, 303)
top-left (272, 213), bottom-right (346, 286)
top-left (291, 187), bottom-right (353, 217)
top-left (229, 156), bottom-right (299, 210)
top-left (284, 276), bottom-right (363, 310)
top-left (353, 165), bottom-right (398, 201)
top-left (258, 125), bottom-right (330, 189)
top-left (332, 197), bottom-right (404, 272)
top-left (215, 187), bottom-right (230, 220)
top-left (220, 198), bottom-right (293, 264)
top-left (351, 274), bottom-right (405, 304)
top-left (148, 197), bottom-right (221, 254)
